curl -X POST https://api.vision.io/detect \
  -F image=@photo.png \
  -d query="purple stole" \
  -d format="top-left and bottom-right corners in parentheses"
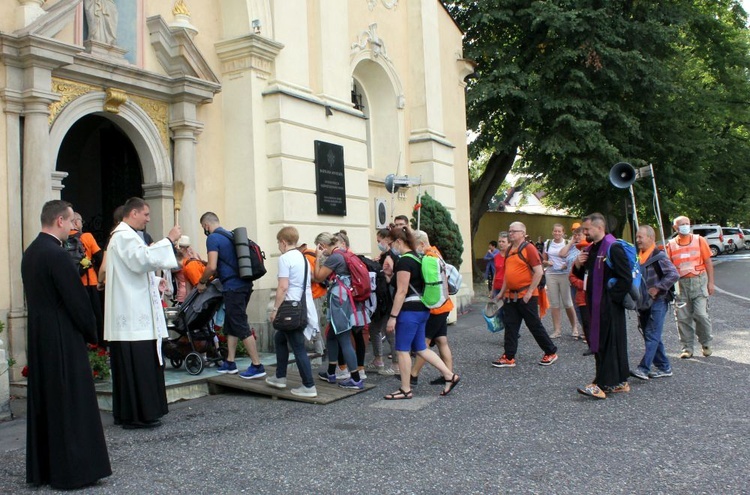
top-left (588, 233), bottom-right (616, 353)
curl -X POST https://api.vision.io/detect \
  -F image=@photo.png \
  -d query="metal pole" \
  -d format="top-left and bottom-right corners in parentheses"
top-left (629, 184), bottom-right (639, 231)
top-left (649, 163), bottom-right (667, 248)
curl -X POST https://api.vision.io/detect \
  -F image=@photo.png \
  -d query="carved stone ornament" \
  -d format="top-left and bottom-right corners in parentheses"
top-left (351, 23), bottom-right (389, 61)
top-left (367, 0), bottom-right (398, 10)
top-left (104, 88), bottom-right (128, 113)
top-left (49, 78), bottom-right (101, 125)
top-left (129, 95), bottom-right (170, 152)
top-left (172, 0), bottom-right (190, 16)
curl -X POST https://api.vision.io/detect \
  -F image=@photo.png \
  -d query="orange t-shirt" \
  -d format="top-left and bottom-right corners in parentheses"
top-left (425, 246), bottom-right (454, 315)
top-left (504, 243), bottom-right (542, 297)
top-left (69, 230), bottom-right (101, 286)
top-left (666, 234), bottom-right (711, 278)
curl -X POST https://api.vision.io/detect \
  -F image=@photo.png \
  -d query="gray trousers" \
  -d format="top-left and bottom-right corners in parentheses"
top-left (675, 272), bottom-right (713, 352)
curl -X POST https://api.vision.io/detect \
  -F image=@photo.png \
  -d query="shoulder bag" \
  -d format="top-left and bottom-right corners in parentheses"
top-left (272, 253), bottom-right (308, 332)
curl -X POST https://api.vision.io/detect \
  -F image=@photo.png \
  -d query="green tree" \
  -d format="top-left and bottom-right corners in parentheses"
top-left (410, 192), bottom-right (464, 268)
top-left (446, 0), bottom-right (750, 238)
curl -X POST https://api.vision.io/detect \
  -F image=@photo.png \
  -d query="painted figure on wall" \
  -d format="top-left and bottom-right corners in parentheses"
top-left (84, 0), bottom-right (118, 45)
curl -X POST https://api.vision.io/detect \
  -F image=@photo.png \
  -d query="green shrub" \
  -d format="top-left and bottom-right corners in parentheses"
top-left (410, 192), bottom-right (464, 268)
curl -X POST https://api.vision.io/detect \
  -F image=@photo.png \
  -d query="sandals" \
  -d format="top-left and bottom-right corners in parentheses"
top-left (440, 374), bottom-right (460, 396)
top-left (384, 388), bottom-right (413, 400)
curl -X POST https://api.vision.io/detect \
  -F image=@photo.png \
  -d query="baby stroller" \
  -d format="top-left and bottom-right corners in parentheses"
top-left (163, 279), bottom-right (227, 375)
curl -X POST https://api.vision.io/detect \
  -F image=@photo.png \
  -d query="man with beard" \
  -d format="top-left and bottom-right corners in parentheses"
top-left (22, 200), bottom-right (111, 489)
top-left (573, 213), bottom-right (631, 399)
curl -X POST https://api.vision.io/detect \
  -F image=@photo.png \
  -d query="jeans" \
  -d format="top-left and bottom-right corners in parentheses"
top-left (326, 326), bottom-right (358, 372)
top-left (502, 297), bottom-right (557, 359)
top-left (637, 299), bottom-right (671, 373)
top-left (274, 328), bottom-right (314, 388)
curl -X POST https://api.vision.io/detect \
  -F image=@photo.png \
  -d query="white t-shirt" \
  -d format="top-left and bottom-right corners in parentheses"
top-left (277, 249), bottom-right (310, 301)
top-left (277, 249), bottom-right (320, 338)
top-left (545, 238), bottom-right (568, 274)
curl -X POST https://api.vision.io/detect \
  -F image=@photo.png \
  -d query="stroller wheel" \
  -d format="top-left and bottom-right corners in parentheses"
top-left (170, 358), bottom-right (184, 369)
top-left (185, 352), bottom-right (204, 375)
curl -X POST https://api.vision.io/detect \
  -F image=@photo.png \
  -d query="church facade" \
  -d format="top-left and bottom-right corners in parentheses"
top-left (0, 0), bottom-right (474, 395)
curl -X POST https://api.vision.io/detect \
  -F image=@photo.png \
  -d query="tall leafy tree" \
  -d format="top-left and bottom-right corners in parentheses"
top-left (446, 0), bottom-right (750, 238)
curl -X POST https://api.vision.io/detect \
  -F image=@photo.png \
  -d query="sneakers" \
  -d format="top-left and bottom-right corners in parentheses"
top-left (216, 361), bottom-right (238, 374)
top-left (265, 376), bottom-right (287, 389)
top-left (702, 346), bottom-right (712, 357)
top-left (577, 384), bottom-right (606, 400)
top-left (290, 385), bottom-right (318, 398)
top-left (358, 369), bottom-right (368, 380)
top-left (365, 361), bottom-right (385, 372)
top-left (239, 363), bottom-right (267, 379)
top-left (491, 355), bottom-right (516, 368)
top-left (317, 371), bottom-right (336, 383)
top-left (649, 369), bottom-right (673, 379)
top-left (539, 353), bottom-right (558, 366)
top-left (630, 368), bottom-right (649, 381)
top-left (377, 367), bottom-right (396, 376)
top-left (335, 368), bottom-right (351, 381)
top-left (602, 382), bottom-right (630, 393)
top-left (338, 378), bottom-right (364, 390)
top-left (679, 350), bottom-right (693, 359)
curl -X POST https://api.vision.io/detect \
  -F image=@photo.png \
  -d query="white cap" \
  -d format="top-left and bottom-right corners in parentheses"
top-left (178, 235), bottom-right (191, 247)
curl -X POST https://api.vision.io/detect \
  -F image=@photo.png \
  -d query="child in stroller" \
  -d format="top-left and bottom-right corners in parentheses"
top-left (163, 279), bottom-right (227, 375)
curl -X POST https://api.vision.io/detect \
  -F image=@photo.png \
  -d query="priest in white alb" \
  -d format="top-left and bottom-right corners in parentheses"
top-left (104, 197), bottom-right (181, 429)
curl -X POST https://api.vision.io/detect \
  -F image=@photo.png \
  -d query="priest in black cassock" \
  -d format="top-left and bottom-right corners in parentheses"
top-left (21, 200), bottom-right (112, 489)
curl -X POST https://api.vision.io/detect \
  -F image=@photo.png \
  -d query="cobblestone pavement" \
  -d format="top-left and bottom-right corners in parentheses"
top-left (2, 279), bottom-right (749, 494)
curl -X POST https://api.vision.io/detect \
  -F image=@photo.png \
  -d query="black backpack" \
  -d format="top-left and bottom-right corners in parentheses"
top-left (216, 228), bottom-right (267, 282)
top-left (64, 232), bottom-right (87, 275)
top-left (360, 254), bottom-right (392, 319)
top-left (506, 241), bottom-right (547, 289)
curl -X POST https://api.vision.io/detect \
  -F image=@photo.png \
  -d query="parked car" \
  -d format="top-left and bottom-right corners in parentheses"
top-left (721, 227), bottom-right (745, 253)
top-left (690, 224), bottom-right (725, 257)
top-left (743, 229), bottom-right (750, 250)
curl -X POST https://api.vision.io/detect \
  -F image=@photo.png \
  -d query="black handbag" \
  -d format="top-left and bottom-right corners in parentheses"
top-left (272, 253), bottom-right (309, 332)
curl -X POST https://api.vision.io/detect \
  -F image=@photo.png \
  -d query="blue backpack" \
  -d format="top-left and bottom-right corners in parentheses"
top-left (605, 240), bottom-right (643, 310)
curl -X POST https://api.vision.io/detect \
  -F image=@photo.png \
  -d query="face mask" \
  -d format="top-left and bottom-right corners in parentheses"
top-left (377, 242), bottom-right (388, 252)
top-left (204, 229), bottom-right (210, 237)
top-left (678, 225), bottom-right (690, 235)
top-left (391, 246), bottom-right (401, 256)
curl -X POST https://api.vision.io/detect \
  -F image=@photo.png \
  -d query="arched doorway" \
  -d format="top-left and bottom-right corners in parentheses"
top-left (57, 115), bottom-right (143, 246)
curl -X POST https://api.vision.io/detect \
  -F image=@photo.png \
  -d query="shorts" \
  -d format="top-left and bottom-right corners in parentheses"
top-left (425, 312), bottom-right (449, 345)
top-left (394, 310), bottom-right (430, 353)
top-left (546, 273), bottom-right (574, 309)
top-left (222, 288), bottom-right (253, 340)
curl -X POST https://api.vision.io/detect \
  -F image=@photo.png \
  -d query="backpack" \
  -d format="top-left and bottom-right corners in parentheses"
top-left (505, 242), bottom-right (546, 289)
top-left (402, 253), bottom-right (449, 309)
top-left (357, 255), bottom-right (383, 317)
top-left (64, 232), bottom-right (87, 276)
top-left (334, 249), bottom-right (372, 303)
top-left (640, 251), bottom-right (675, 306)
top-left (216, 228), bottom-right (267, 282)
top-left (605, 239), bottom-right (642, 311)
top-left (300, 248), bottom-right (327, 299)
top-left (445, 262), bottom-right (462, 295)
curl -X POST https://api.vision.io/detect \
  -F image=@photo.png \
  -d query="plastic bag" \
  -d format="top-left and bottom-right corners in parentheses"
top-left (483, 301), bottom-right (504, 333)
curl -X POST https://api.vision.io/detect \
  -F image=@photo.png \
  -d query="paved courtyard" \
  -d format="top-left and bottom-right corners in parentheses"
top-left (2, 281), bottom-right (749, 494)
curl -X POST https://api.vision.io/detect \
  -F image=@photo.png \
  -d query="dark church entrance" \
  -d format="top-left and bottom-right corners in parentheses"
top-left (57, 114), bottom-right (143, 247)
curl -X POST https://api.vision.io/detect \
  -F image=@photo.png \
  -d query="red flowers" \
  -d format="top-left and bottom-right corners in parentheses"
top-left (21, 365), bottom-right (28, 378)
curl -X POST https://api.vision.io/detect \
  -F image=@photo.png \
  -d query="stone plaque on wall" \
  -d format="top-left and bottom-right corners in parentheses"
top-left (314, 141), bottom-right (347, 216)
